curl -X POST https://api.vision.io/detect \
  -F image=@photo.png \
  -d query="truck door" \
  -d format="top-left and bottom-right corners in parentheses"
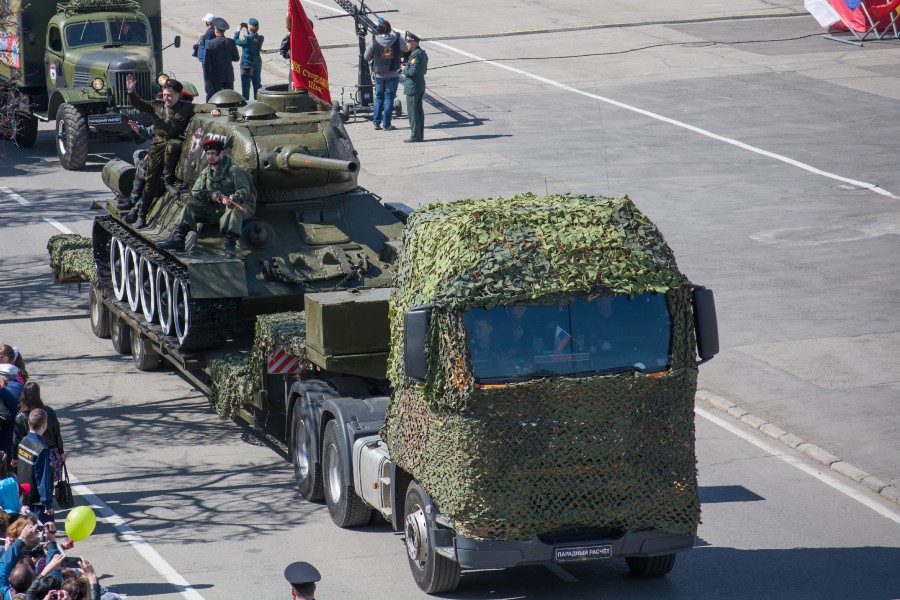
top-left (44, 24), bottom-right (65, 93)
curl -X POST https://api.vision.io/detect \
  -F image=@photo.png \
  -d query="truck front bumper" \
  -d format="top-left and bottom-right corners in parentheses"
top-left (452, 529), bottom-right (694, 570)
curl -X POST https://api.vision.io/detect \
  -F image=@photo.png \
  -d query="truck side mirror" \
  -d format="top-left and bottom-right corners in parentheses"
top-left (692, 287), bottom-right (719, 363)
top-left (174, 35), bottom-right (181, 49)
top-left (404, 307), bottom-right (429, 382)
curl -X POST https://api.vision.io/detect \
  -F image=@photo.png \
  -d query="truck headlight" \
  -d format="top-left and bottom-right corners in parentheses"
top-left (91, 78), bottom-right (105, 91)
top-left (157, 73), bottom-right (169, 86)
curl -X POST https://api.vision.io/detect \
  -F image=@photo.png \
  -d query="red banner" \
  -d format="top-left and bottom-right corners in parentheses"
top-left (289, 0), bottom-right (333, 105)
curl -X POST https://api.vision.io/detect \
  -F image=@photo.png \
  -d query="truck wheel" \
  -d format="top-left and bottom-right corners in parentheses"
top-left (56, 103), bottom-right (88, 170)
top-left (291, 400), bottom-right (324, 501)
top-left (89, 284), bottom-right (110, 338)
top-left (394, 98), bottom-right (402, 118)
top-left (131, 333), bottom-right (162, 371)
top-left (404, 481), bottom-right (461, 593)
top-left (110, 314), bottom-right (132, 355)
top-left (13, 113), bottom-right (38, 148)
top-left (322, 420), bottom-right (371, 527)
top-left (625, 553), bottom-right (677, 577)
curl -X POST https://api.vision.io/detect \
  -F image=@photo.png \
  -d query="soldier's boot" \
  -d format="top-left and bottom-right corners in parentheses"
top-left (134, 211), bottom-right (149, 229)
top-left (116, 196), bottom-right (137, 211)
top-left (224, 233), bottom-right (239, 259)
top-left (163, 165), bottom-right (180, 197)
top-left (122, 205), bottom-right (140, 224)
top-left (158, 225), bottom-right (189, 252)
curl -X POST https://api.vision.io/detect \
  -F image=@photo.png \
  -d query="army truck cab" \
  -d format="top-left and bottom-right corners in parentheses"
top-left (285, 194), bottom-right (719, 593)
top-left (0, 0), bottom-right (180, 169)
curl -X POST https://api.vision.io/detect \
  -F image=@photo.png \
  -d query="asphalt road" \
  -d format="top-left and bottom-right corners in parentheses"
top-left (2, 0), bottom-right (900, 598)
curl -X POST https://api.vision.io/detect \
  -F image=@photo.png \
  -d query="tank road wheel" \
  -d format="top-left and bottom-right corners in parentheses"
top-left (110, 238), bottom-right (127, 301)
top-left (626, 554), bottom-right (677, 577)
top-left (322, 420), bottom-right (371, 527)
top-left (138, 256), bottom-right (156, 322)
top-left (404, 480), bottom-right (461, 593)
top-left (172, 278), bottom-right (190, 345)
top-left (125, 247), bottom-right (141, 313)
top-left (156, 268), bottom-right (174, 335)
top-left (110, 314), bottom-right (132, 355)
top-left (12, 113), bottom-right (38, 148)
top-left (291, 402), bottom-right (324, 502)
top-left (130, 332), bottom-right (162, 371)
top-left (55, 103), bottom-right (88, 170)
top-left (89, 283), bottom-right (110, 338)
top-left (394, 98), bottom-right (402, 118)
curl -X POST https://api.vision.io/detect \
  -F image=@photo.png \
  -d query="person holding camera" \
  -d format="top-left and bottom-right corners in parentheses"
top-left (234, 19), bottom-right (264, 100)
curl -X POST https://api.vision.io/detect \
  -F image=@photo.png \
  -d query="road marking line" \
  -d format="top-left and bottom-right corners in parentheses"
top-left (44, 217), bottom-right (74, 234)
top-left (418, 42), bottom-right (896, 198)
top-left (0, 187), bottom-right (32, 206)
top-left (68, 473), bottom-right (207, 600)
top-left (696, 406), bottom-right (900, 525)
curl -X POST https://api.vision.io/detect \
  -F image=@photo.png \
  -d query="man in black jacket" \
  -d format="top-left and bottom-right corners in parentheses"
top-left (204, 18), bottom-right (239, 100)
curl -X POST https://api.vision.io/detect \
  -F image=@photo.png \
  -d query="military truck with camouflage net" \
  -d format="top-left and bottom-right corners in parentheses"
top-left (285, 193), bottom-right (719, 593)
top-left (0, 0), bottom-right (181, 169)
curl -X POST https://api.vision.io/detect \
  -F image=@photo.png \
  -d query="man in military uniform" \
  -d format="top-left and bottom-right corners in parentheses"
top-left (204, 18), bottom-right (239, 100)
top-left (123, 75), bottom-right (221, 228)
top-left (159, 139), bottom-right (256, 259)
top-left (402, 32), bottom-right (428, 143)
top-left (283, 562), bottom-right (320, 600)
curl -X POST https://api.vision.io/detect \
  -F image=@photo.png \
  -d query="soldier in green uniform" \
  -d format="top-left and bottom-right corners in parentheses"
top-left (402, 32), bottom-right (428, 143)
top-left (159, 139), bottom-right (256, 259)
top-left (122, 75), bottom-right (220, 228)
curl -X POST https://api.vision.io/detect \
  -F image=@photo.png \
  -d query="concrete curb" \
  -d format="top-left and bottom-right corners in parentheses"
top-left (695, 389), bottom-right (900, 507)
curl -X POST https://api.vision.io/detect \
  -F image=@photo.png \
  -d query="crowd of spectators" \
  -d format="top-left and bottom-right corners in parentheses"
top-left (0, 345), bottom-right (122, 600)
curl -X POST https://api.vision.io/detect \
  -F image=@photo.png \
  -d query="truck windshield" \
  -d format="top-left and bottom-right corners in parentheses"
top-left (462, 293), bottom-right (672, 383)
top-left (66, 22), bottom-right (108, 47)
top-left (110, 20), bottom-right (149, 45)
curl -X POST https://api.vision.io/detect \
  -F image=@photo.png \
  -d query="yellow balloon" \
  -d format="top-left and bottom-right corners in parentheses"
top-left (65, 506), bottom-right (97, 542)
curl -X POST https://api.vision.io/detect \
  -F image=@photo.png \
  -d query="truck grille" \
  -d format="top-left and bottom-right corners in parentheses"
top-left (112, 71), bottom-right (152, 107)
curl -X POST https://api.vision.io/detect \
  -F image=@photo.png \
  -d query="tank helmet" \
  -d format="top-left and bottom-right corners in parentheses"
top-left (240, 101), bottom-right (278, 120)
top-left (208, 89), bottom-right (247, 108)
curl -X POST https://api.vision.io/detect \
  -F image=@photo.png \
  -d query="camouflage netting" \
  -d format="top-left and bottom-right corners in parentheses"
top-left (47, 234), bottom-right (96, 284)
top-left (383, 194), bottom-right (700, 541)
top-left (209, 312), bottom-right (307, 418)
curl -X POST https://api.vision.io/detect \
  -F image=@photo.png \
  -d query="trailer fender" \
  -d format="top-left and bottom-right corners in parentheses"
top-left (319, 395), bottom-right (389, 490)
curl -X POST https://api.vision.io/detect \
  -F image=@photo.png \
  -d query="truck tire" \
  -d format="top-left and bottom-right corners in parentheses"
top-left (90, 284), bottom-right (110, 338)
top-left (625, 553), bottom-right (677, 577)
top-left (56, 103), bottom-right (88, 170)
top-left (13, 113), bottom-right (38, 148)
top-left (291, 399), bottom-right (324, 501)
top-left (110, 314), bottom-right (132, 355)
top-left (131, 333), bottom-right (162, 371)
top-left (404, 481), bottom-right (461, 593)
top-left (322, 420), bottom-right (371, 527)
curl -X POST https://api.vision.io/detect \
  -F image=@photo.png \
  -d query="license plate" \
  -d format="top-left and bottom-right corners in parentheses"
top-left (88, 114), bottom-right (127, 127)
top-left (553, 544), bottom-right (612, 563)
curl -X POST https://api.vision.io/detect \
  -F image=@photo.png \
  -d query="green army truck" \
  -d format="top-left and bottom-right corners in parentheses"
top-left (0, 0), bottom-right (180, 169)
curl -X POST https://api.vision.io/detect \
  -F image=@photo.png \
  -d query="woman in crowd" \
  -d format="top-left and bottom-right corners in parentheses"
top-left (12, 384), bottom-right (65, 483)
top-left (0, 346), bottom-right (28, 385)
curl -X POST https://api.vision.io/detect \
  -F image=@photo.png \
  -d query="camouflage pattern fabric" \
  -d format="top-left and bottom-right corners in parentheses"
top-left (47, 234), bottom-right (95, 283)
top-left (383, 194), bottom-right (701, 541)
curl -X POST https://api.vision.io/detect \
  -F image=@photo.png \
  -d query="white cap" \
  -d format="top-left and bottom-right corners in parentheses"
top-left (0, 364), bottom-right (18, 378)
top-left (202, 13), bottom-right (216, 24)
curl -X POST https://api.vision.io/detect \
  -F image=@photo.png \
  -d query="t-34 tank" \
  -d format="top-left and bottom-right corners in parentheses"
top-left (93, 86), bottom-right (406, 351)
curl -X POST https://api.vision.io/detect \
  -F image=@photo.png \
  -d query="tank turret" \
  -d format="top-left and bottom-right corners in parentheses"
top-left (92, 86), bottom-right (405, 351)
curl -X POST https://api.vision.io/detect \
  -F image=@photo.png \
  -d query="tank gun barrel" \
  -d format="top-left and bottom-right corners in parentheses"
top-left (277, 147), bottom-right (359, 173)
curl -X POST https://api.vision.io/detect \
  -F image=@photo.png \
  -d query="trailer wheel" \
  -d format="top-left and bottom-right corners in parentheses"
top-left (291, 401), bottom-right (324, 502)
top-left (322, 420), bottom-right (371, 527)
top-left (110, 314), bottom-right (131, 355)
top-left (89, 284), bottom-right (110, 338)
top-left (404, 480), bottom-right (460, 593)
top-left (394, 98), bottom-right (402, 118)
top-left (12, 113), bottom-right (38, 148)
top-left (131, 332), bottom-right (162, 371)
top-left (625, 553), bottom-right (677, 577)
top-left (56, 103), bottom-right (88, 170)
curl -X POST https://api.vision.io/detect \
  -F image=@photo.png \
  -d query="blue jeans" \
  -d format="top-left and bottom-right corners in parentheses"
top-left (373, 76), bottom-right (400, 128)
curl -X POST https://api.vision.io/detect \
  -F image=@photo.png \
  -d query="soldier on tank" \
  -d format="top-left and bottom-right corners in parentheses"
top-left (159, 139), bottom-right (256, 259)
top-left (122, 75), bottom-right (221, 228)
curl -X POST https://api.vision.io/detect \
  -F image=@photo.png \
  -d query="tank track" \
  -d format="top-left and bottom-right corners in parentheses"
top-left (93, 215), bottom-right (238, 351)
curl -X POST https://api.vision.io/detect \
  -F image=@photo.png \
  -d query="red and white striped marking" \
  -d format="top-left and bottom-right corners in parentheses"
top-left (267, 349), bottom-right (304, 374)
